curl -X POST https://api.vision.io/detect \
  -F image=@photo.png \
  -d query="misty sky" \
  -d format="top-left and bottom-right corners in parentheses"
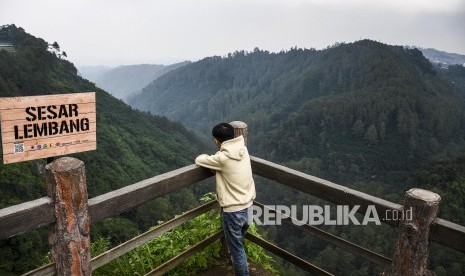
top-left (1, 0), bottom-right (464, 67)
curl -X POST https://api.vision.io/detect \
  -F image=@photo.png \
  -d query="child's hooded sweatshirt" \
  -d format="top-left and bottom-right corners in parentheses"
top-left (195, 135), bottom-right (256, 212)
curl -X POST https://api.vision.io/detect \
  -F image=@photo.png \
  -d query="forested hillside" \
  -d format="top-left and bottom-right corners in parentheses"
top-left (87, 62), bottom-right (190, 102)
top-left (0, 25), bottom-right (208, 274)
top-left (1, 24), bottom-right (464, 275)
top-left (130, 41), bottom-right (465, 178)
top-left (129, 41), bottom-right (465, 274)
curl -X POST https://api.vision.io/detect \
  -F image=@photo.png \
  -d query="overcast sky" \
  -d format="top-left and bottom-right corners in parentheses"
top-left (1, 0), bottom-right (464, 67)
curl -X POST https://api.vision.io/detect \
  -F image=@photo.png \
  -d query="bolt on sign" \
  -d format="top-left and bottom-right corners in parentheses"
top-left (0, 92), bottom-right (96, 164)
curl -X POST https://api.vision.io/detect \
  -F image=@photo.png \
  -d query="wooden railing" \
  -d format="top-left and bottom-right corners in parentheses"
top-left (250, 156), bottom-right (465, 275)
top-left (1, 155), bottom-right (464, 275)
top-left (250, 156), bottom-right (465, 254)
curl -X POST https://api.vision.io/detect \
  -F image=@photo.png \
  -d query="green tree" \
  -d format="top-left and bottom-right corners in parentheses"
top-left (365, 124), bottom-right (378, 146)
top-left (352, 119), bottom-right (365, 137)
top-left (51, 41), bottom-right (59, 51)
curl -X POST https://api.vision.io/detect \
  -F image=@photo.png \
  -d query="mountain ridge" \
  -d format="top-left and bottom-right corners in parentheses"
top-left (129, 39), bottom-right (465, 178)
top-left (419, 47), bottom-right (465, 66)
top-left (80, 62), bottom-right (190, 102)
top-left (129, 39), bottom-right (465, 275)
top-left (1, 27), bottom-right (464, 275)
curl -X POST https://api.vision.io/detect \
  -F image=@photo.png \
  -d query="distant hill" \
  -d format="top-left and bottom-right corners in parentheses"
top-left (0, 24), bottom-right (206, 274)
top-left (0, 25), bottom-right (204, 199)
top-left (81, 62), bottom-right (190, 102)
top-left (2, 27), bottom-right (464, 274)
top-left (420, 48), bottom-right (465, 66)
top-left (78, 65), bottom-right (112, 82)
top-left (128, 41), bottom-right (465, 274)
top-left (129, 41), bottom-right (465, 179)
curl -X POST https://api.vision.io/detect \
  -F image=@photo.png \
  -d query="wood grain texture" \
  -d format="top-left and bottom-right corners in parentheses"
top-left (388, 189), bottom-right (440, 276)
top-left (0, 197), bottom-right (53, 240)
top-left (0, 92), bottom-right (96, 164)
top-left (46, 157), bottom-right (91, 276)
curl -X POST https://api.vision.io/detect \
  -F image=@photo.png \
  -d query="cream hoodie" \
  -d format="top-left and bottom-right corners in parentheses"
top-left (195, 135), bottom-right (256, 212)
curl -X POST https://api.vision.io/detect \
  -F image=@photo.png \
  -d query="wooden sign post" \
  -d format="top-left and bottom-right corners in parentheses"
top-left (229, 121), bottom-right (248, 147)
top-left (0, 92), bottom-right (96, 164)
top-left (46, 157), bottom-right (91, 276)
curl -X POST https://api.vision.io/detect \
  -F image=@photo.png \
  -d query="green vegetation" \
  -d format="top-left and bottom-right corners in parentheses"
top-left (408, 156), bottom-right (465, 276)
top-left (1, 23), bottom-right (464, 274)
top-left (39, 194), bottom-right (277, 275)
top-left (130, 41), bottom-right (465, 274)
top-left (0, 24), bottom-right (211, 274)
top-left (91, 198), bottom-right (276, 275)
top-left (130, 41), bottom-right (465, 178)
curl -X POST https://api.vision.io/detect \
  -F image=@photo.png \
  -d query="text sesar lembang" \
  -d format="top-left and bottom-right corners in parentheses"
top-left (14, 104), bottom-right (91, 140)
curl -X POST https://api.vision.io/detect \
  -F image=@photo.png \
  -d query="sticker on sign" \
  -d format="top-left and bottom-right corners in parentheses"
top-left (0, 92), bottom-right (97, 164)
top-left (13, 142), bottom-right (25, 154)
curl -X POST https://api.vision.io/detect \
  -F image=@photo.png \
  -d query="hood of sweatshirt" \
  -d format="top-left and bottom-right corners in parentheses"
top-left (220, 135), bottom-right (246, 161)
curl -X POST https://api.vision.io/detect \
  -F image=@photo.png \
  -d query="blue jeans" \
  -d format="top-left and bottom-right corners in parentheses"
top-left (222, 207), bottom-right (250, 276)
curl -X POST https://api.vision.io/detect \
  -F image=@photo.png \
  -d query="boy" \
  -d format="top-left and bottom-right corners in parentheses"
top-left (195, 123), bottom-right (256, 276)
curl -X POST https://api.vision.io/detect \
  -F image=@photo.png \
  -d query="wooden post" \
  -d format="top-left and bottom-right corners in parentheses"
top-left (46, 157), bottom-right (91, 276)
top-left (387, 188), bottom-right (441, 276)
top-left (229, 121), bottom-right (248, 146)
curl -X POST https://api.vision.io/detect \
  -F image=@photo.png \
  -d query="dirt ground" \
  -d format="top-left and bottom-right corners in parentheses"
top-left (197, 260), bottom-right (274, 276)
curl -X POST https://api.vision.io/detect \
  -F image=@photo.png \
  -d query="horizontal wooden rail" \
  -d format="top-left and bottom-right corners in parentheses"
top-left (0, 197), bottom-right (53, 240)
top-left (250, 156), bottom-right (465, 254)
top-left (22, 200), bottom-right (219, 276)
top-left (251, 156), bottom-right (402, 227)
top-left (22, 261), bottom-right (54, 276)
top-left (0, 164), bottom-right (213, 240)
top-left (245, 232), bottom-right (333, 276)
top-left (253, 202), bottom-right (392, 268)
top-left (88, 164), bottom-right (212, 223)
top-left (430, 218), bottom-right (465, 253)
top-left (145, 230), bottom-right (224, 276)
top-left (2, 156), bottom-right (464, 276)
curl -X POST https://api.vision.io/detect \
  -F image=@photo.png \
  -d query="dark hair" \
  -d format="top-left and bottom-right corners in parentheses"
top-left (212, 123), bottom-right (234, 143)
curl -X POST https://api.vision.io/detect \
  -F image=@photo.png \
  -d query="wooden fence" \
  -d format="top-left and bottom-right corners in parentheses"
top-left (1, 156), bottom-right (464, 275)
top-left (0, 121), bottom-right (464, 275)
